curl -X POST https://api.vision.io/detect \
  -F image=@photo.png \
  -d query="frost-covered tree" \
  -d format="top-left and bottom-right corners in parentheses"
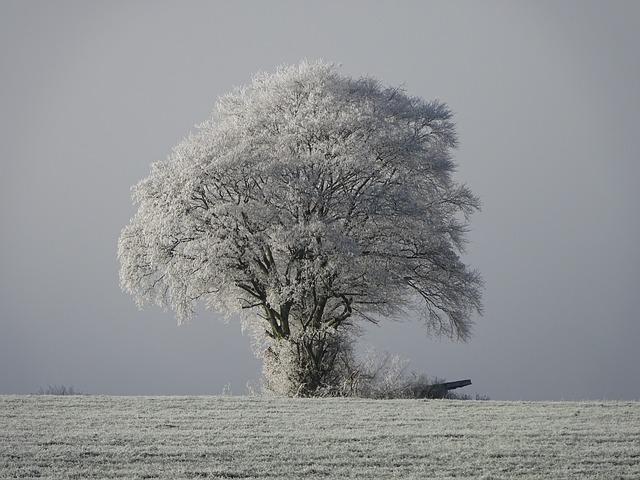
top-left (118, 61), bottom-right (482, 396)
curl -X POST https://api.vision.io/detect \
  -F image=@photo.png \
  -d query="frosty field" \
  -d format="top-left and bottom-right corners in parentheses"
top-left (1, 396), bottom-right (639, 479)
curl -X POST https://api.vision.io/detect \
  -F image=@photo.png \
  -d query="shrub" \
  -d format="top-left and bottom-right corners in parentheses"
top-left (36, 385), bottom-right (81, 395)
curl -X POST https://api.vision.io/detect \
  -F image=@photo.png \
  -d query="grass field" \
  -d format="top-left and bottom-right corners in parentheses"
top-left (1, 396), bottom-right (639, 479)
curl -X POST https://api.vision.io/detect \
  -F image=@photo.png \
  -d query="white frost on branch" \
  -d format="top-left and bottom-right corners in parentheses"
top-left (118, 60), bottom-right (483, 393)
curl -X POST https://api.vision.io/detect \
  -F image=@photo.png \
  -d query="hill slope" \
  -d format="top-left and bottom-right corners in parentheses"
top-left (1, 396), bottom-right (639, 479)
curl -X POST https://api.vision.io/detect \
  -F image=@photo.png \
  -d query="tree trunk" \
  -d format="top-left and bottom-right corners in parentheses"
top-left (263, 329), bottom-right (353, 396)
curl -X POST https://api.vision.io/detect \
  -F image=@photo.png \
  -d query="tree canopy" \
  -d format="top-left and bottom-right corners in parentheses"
top-left (118, 61), bottom-right (482, 395)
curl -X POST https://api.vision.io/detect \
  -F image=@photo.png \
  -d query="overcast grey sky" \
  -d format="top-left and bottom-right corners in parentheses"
top-left (1, 0), bottom-right (638, 400)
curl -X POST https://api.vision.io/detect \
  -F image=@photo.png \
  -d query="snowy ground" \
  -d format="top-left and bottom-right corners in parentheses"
top-left (1, 396), bottom-right (639, 479)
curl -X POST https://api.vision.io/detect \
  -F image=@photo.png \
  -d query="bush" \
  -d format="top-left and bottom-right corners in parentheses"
top-left (36, 385), bottom-right (81, 395)
top-left (253, 342), bottom-right (490, 400)
top-left (335, 348), bottom-right (489, 400)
